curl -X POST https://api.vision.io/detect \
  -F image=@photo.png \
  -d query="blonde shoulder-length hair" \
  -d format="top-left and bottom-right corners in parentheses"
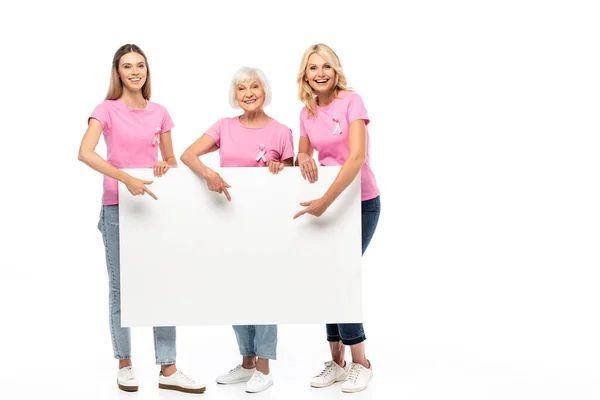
top-left (296, 43), bottom-right (353, 118)
top-left (105, 44), bottom-right (152, 100)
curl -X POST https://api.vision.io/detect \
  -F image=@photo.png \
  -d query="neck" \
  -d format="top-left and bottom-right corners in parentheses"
top-left (120, 90), bottom-right (146, 110)
top-left (239, 109), bottom-right (270, 127)
top-left (316, 90), bottom-right (337, 107)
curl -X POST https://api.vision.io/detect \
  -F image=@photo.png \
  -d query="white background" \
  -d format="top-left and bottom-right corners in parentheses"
top-left (2, 1), bottom-right (600, 399)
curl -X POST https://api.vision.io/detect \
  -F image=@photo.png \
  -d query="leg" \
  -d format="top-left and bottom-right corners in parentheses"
top-left (254, 324), bottom-right (278, 374)
top-left (233, 325), bottom-right (258, 365)
top-left (154, 326), bottom-right (177, 375)
top-left (98, 205), bottom-right (132, 363)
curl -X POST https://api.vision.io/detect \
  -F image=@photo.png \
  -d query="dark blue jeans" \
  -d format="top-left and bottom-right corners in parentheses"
top-left (326, 195), bottom-right (381, 345)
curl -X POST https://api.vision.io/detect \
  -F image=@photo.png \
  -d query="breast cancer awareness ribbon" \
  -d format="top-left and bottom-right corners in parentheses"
top-left (256, 144), bottom-right (267, 162)
top-left (152, 127), bottom-right (161, 146)
top-left (332, 116), bottom-right (342, 135)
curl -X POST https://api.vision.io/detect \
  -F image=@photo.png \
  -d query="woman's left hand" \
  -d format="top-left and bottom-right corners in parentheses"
top-left (293, 197), bottom-right (330, 219)
top-left (154, 161), bottom-right (171, 177)
top-left (267, 160), bottom-right (285, 175)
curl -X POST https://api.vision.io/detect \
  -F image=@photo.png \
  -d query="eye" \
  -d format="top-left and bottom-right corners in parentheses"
top-left (324, 65), bottom-right (331, 69)
top-left (238, 87), bottom-right (245, 91)
top-left (123, 65), bottom-right (131, 69)
top-left (309, 66), bottom-right (316, 70)
top-left (252, 85), bottom-right (259, 89)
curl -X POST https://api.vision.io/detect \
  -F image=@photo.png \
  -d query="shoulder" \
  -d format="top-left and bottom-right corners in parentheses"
top-left (270, 119), bottom-right (293, 135)
top-left (146, 100), bottom-right (170, 114)
top-left (94, 99), bottom-right (121, 112)
top-left (338, 90), bottom-right (362, 103)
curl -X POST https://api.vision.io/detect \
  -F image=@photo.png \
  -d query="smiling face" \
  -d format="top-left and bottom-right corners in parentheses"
top-left (305, 53), bottom-right (336, 96)
top-left (118, 52), bottom-right (147, 93)
top-left (235, 79), bottom-right (266, 112)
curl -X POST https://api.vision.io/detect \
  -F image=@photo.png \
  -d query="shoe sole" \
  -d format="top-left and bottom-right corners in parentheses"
top-left (340, 375), bottom-right (373, 393)
top-left (118, 384), bottom-right (139, 392)
top-left (216, 377), bottom-right (252, 384)
top-left (245, 381), bottom-right (273, 393)
top-left (159, 383), bottom-right (206, 394)
top-left (310, 376), bottom-right (347, 388)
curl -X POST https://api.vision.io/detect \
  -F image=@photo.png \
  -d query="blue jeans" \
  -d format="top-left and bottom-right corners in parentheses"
top-left (98, 205), bottom-right (177, 364)
top-left (232, 325), bottom-right (278, 360)
top-left (326, 195), bottom-right (381, 345)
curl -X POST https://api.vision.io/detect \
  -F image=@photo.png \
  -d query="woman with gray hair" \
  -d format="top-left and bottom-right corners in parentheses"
top-left (180, 66), bottom-right (294, 393)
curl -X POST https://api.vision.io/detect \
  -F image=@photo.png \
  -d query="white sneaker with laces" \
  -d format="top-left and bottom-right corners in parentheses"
top-left (341, 362), bottom-right (373, 393)
top-left (310, 360), bottom-right (349, 388)
top-left (245, 371), bottom-right (274, 393)
top-left (216, 364), bottom-right (256, 384)
top-left (117, 366), bottom-right (139, 392)
top-left (158, 370), bottom-right (206, 394)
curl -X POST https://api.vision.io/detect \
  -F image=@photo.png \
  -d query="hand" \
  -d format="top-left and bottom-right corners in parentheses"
top-left (296, 153), bottom-right (318, 183)
top-left (153, 161), bottom-right (171, 177)
top-left (204, 170), bottom-right (232, 201)
top-left (293, 197), bottom-right (330, 219)
top-left (267, 159), bottom-right (285, 175)
top-left (124, 176), bottom-right (158, 200)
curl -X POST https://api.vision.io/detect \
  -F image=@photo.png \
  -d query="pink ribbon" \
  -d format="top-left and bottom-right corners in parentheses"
top-left (256, 144), bottom-right (267, 162)
top-left (152, 127), bottom-right (161, 146)
top-left (332, 117), bottom-right (342, 135)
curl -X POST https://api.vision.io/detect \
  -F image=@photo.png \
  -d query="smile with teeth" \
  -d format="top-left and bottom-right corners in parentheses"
top-left (315, 79), bottom-right (329, 83)
top-left (244, 99), bottom-right (257, 103)
top-left (129, 77), bottom-right (141, 82)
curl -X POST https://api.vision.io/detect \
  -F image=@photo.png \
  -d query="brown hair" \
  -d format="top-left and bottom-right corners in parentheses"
top-left (105, 44), bottom-right (152, 100)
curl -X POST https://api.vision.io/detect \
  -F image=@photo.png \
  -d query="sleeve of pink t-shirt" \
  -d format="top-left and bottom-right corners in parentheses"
top-left (159, 106), bottom-right (175, 134)
top-left (299, 109), bottom-right (308, 137)
top-left (347, 93), bottom-right (370, 126)
top-left (205, 119), bottom-right (222, 148)
top-left (89, 102), bottom-right (111, 132)
top-left (279, 127), bottom-right (295, 161)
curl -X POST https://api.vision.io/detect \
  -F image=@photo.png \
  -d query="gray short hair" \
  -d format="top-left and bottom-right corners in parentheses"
top-left (229, 66), bottom-right (272, 109)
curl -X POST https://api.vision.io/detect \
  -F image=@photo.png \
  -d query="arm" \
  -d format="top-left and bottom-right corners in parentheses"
top-left (293, 119), bottom-right (366, 219)
top-left (180, 133), bottom-right (231, 201)
top-left (78, 118), bottom-right (157, 199)
top-left (154, 130), bottom-right (178, 177)
top-left (295, 136), bottom-right (318, 182)
top-left (320, 119), bottom-right (366, 205)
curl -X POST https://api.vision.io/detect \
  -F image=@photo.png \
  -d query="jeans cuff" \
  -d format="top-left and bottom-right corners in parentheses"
top-left (256, 353), bottom-right (277, 360)
top-left (341, 335), bottom-right (366, 346)
top-left (327, 335), bottom-right (342, 343)
top-left (156, 360), bottom-right (176, 365)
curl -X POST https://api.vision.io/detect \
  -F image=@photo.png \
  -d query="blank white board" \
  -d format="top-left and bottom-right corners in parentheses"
top-left (118, 166), bottom-right (362, 327)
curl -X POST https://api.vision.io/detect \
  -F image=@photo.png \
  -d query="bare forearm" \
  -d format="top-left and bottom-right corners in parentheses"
top-left (164, 157), bottom-right (178, 168)
top-left (180, 152), bottom-right (213, 178)
top-left (79, 150), bottom-right (130, 183)
top-left (322, 156), bottom-right (364, 206)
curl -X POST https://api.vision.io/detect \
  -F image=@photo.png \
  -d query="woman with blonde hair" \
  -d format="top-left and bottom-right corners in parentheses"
top-left (78, 43), bottom-right (205, 394)
top-left (294, 43), bottom-right (381, 393)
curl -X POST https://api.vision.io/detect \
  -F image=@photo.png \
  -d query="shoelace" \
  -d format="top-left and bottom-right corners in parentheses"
top-left (250, 372), bottom-right (264, 383)
top-left (346, 364), bottom-right (362, 383)
top-left (229, 365), bottom-right (242, 374)
top-left (122, 367), bottom-right (136, 380)
top-left (175, 371), bottom-right (196, 385)
top-left (316, 361), bottom-right (334, 378)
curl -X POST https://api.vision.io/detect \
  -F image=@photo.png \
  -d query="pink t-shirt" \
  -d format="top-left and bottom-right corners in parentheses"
top-left (299, 91), bottom-right (380, 201)
top-left (89, 99), bottom-right (174, 205)
top-left (206, 117), bottom-right (294, 168)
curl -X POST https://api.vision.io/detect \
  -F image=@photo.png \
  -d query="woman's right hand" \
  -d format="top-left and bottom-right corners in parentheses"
top-left (124, 176), bottom-right (158, 200)
top-left (204, 169), bottom-right (232, 201)
top-left (296, 152), bottom-right (318, 183)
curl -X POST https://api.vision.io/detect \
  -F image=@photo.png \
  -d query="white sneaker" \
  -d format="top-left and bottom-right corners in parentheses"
top-left (216, 364), bottom-right (256, 384)
top-left (310, 360), bottom-right (349, 388)
top-left (245, 371), bottom-right (274, 393)
top-left (158, 370), bottom-right (206, 394)
top-left (117, 366), bottom-right (139, 392)
top-left (341, 362), bottom-right (373, 393)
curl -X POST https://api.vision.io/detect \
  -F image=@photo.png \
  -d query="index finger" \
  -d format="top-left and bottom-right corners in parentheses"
top-left (223, 187), bottom-right (232, 202)
top-left (293, 208), bottom-right (308, 219)
top-left (144, 187), bottom-right (158, 200)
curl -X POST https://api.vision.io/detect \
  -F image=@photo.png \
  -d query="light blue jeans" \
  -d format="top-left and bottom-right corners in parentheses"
top-left (232, 325), bottom-right (278, 360)
top-left (98, 205), bottom-right (176, 364)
